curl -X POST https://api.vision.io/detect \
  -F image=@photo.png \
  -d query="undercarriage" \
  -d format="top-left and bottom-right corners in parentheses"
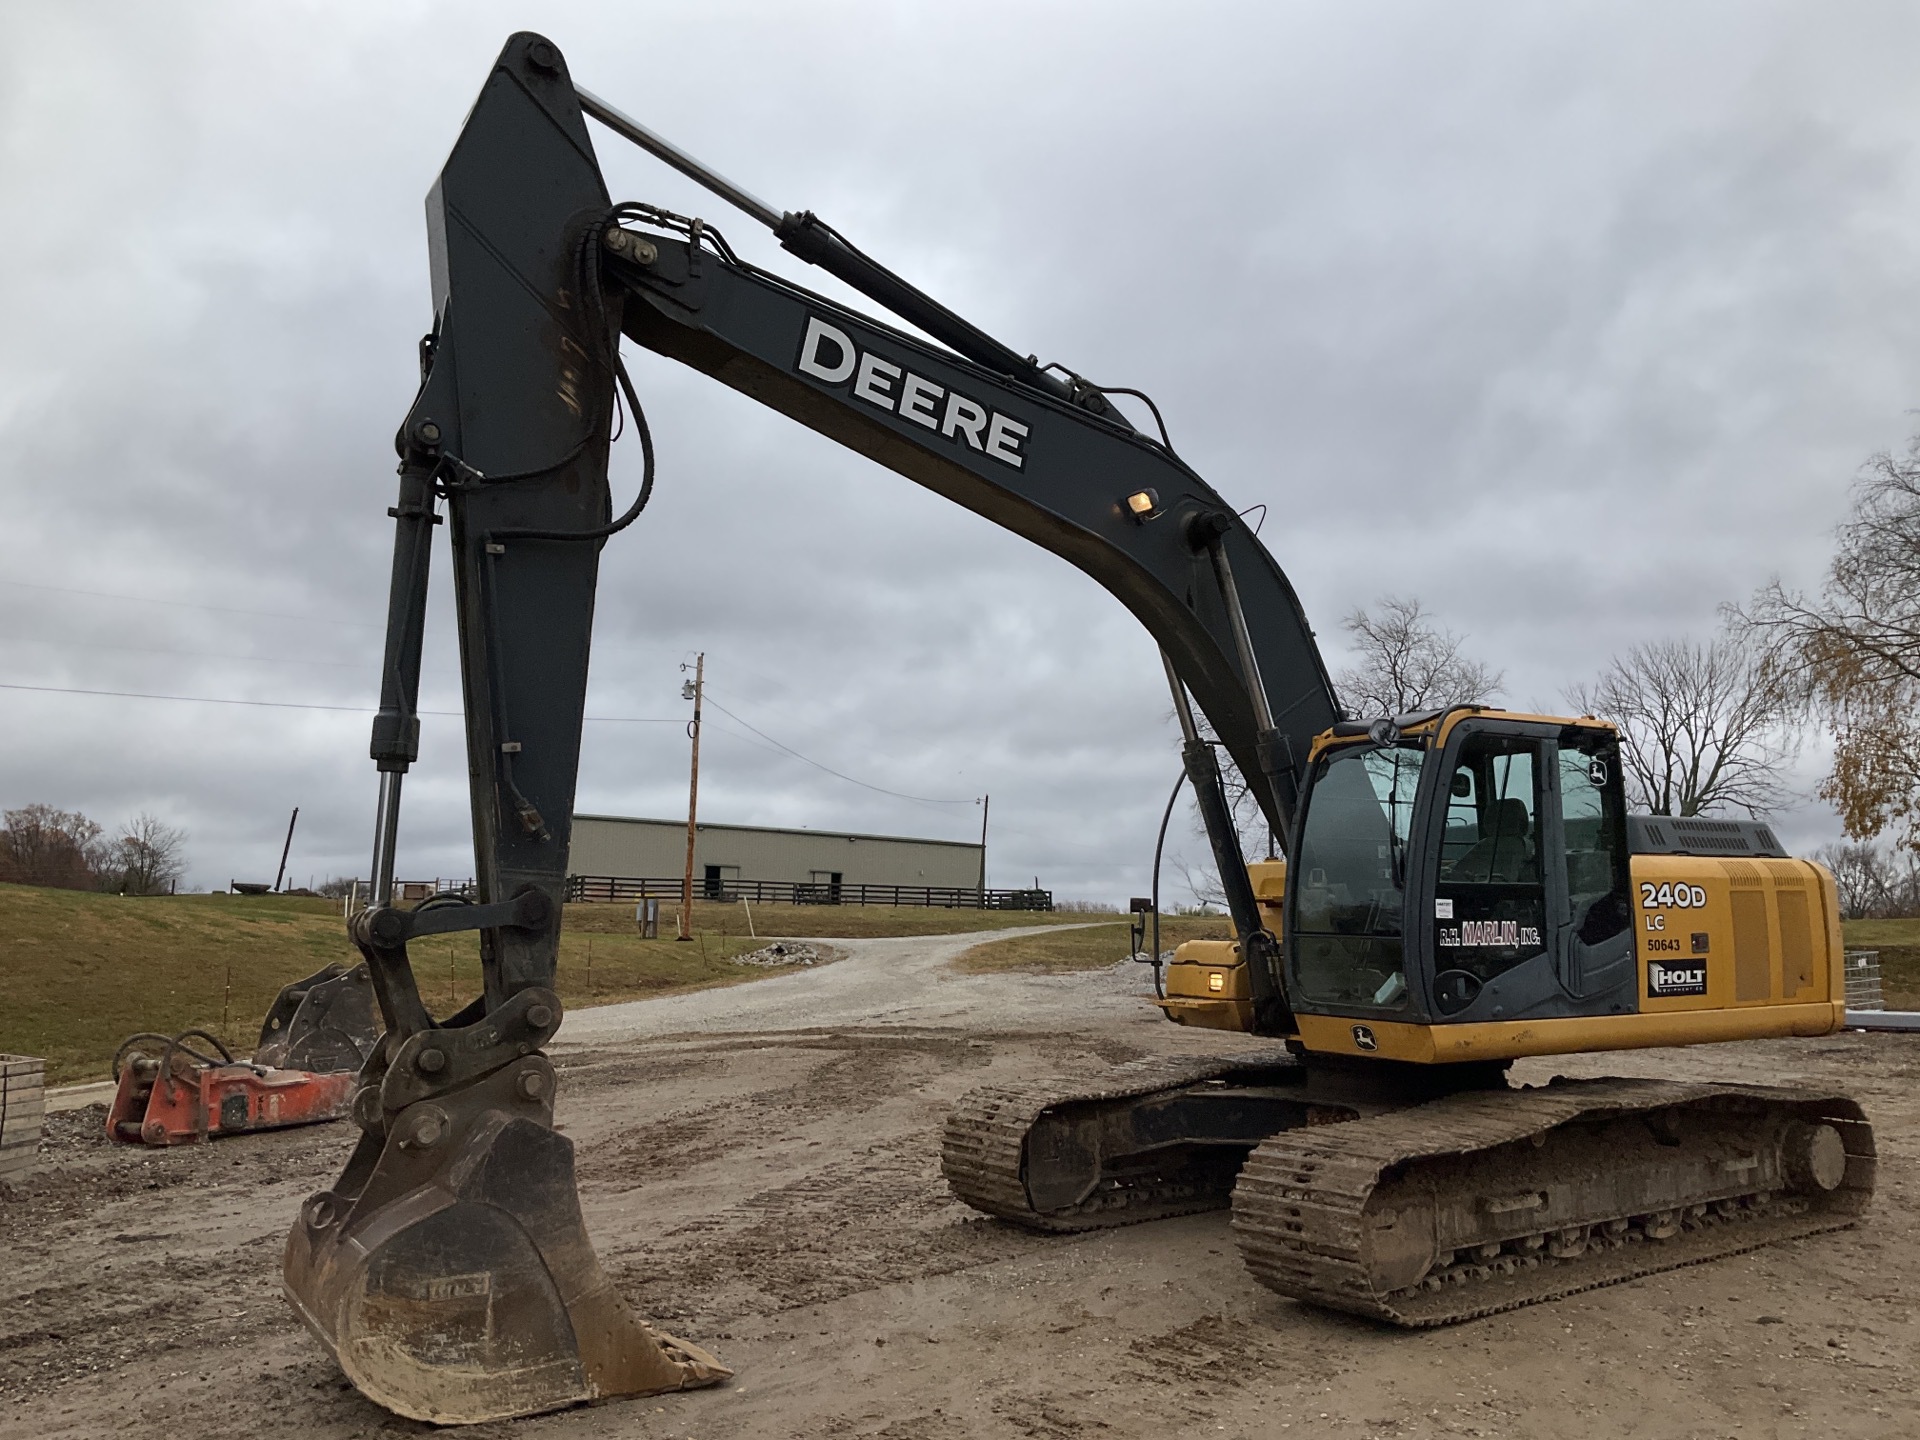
top-left (942, 1054), bottom-right (1875, 1324)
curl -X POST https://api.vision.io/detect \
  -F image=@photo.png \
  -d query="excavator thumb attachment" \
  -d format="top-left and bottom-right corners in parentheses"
top-left (283, 990), bottom-right (728, 1423)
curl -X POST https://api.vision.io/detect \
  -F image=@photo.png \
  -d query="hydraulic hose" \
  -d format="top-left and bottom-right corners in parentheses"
top-left (1148, 768), bottom-right (1187, 999)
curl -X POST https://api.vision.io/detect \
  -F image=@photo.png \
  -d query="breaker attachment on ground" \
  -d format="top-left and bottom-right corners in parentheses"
top-left (107, 1029), bottom-right (359, 1145)
top-left (107, 961), bottom-right (380, 1146)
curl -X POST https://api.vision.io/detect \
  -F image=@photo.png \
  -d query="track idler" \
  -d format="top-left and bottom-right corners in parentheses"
top-left (283, 985), bottom-right (727, 1423)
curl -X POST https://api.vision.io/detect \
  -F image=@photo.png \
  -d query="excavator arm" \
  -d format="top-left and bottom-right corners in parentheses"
top-left (285, 32), bottom-right (1339, 1423)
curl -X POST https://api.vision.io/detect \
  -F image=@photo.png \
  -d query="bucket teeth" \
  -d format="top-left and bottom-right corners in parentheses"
top-left (284, 1045), bottom-right (728, 1424)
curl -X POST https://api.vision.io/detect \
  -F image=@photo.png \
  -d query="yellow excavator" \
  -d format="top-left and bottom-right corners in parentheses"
top-left (282, 33), bottom-right (1872, 1423)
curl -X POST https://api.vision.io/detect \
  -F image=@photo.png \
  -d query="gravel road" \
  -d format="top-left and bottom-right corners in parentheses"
top-left (2, 928), bottom-right (1915, 1439)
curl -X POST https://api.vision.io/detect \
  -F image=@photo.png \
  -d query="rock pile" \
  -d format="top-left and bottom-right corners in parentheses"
top-left (734, 940), bottom-right (827, 968)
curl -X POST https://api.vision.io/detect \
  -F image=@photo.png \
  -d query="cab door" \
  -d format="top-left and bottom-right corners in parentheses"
top-left (1422, 719), bottom-right (1635, 1022)
top-left (1430, 727), bottom-right (1551, 1015)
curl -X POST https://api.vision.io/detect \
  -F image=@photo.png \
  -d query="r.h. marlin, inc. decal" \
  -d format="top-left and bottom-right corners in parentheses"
top-left (1438, 920), bottom-right (1542, 948)
top-left (795, 316), bottom-right (1031, 470)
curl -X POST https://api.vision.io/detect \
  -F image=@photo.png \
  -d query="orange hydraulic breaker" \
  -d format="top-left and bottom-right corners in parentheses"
top-left (107, 1030), bottom-right (357, 1146)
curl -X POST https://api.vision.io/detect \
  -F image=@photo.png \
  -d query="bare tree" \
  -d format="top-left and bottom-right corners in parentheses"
top-left (1337, 596), bottom-right (1502, 716)
top-left (1172, 712), bottom-right (1284, 910)
top-left (1815, 841), bottom-right (1920, 919)
top-left (104, 812), bottom-right (189, 895)
top-left (1172, 855), bottom-right (1228, 913)
top-left (0, 804), bottom-right (107, 889)
top-left (1733, 437), bottom-right (1920, 851)
top-left (1566, 634), bottom-right (1794, 817)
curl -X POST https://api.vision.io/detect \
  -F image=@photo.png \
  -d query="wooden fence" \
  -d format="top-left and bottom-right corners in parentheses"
top-left (565, 875), bottom-right (1052, 911)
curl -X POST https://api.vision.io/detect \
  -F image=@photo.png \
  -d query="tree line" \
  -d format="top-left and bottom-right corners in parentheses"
top-left (0, 803), bottom-right (189, 895)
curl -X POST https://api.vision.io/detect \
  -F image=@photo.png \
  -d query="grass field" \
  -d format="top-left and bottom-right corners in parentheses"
top-left (0, 885), bottom-right (1114, 1085)
top-left (954, 912), bottom-right (1235, 973)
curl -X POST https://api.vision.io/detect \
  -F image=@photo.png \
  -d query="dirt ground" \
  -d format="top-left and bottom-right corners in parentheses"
top-left (2, 927), bottom-right (1915, 1439)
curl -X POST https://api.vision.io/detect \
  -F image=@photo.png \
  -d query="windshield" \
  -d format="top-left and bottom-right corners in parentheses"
top-left (1288, 742), bottom-right (1424, 1010)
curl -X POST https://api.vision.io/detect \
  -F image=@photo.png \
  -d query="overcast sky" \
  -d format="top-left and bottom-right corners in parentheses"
top-left (3, 1), bottom-right (1918, 902)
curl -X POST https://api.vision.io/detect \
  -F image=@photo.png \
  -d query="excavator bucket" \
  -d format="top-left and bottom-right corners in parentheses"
top-left (254, 961), bottom-right (380, 1071)
top-left (283, 991), bottom-right (727, 1424)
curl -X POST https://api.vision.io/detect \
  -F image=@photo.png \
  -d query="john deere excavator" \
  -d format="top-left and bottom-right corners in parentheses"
top-left (283, 33), bottom-right (1875, 1423)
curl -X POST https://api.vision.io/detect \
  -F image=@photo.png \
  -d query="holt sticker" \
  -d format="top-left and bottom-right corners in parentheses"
top-left (1647, 960), bottom-right (1708, 998)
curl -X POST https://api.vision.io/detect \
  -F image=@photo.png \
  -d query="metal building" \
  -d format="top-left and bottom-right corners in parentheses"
top-left (567, 813), bottom-right (1011, 906)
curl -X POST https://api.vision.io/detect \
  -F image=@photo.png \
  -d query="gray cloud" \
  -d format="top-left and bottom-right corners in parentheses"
top-left (3, 1), bottom-right (1917, 900)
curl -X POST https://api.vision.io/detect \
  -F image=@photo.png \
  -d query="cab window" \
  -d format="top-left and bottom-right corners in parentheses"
top-left (1441, 744), bottom-right (1539, 885)
top-left (1288, 742), bottom-right (1424, 1011)
top-left (1434, 734), bottom-right (1547, 990)
top-left (1559, 729), bottom-right (1629, 945)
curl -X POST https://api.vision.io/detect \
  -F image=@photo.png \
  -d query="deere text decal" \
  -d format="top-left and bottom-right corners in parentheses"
top-left (795, 316), bottom-right (1031, 470)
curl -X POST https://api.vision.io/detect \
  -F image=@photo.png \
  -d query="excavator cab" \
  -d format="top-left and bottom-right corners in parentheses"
top-left (1285, 710), bottom-right (1635, 1035)
top-left (1158, 709), bottom-right (1632, 1038)
top-left (1164, 702), bottom-right (1854, 1072)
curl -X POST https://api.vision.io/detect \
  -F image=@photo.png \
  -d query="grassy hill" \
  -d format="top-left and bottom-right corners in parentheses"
top-left (0, 884), bottom-right (1107, 1084)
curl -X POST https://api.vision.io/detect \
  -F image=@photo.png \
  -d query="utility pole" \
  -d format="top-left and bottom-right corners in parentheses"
top-left (977, 793), bottom-right (989, 904)
top-left (273, 807), bottom-right (300, 893)
top-left (678, 653), bottom-right (704, 941)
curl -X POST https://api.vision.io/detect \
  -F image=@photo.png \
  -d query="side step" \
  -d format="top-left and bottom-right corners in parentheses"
top-left (1232, 1078), bottom-right (1875, 1326)
top-left (942, 1049), bottom-right (1323, 1231)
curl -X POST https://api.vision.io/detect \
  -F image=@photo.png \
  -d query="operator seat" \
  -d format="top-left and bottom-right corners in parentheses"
top-left (1448, 797), bottom-right (1536, 883)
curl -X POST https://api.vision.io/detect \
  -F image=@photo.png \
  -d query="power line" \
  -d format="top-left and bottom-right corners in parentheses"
top-left (2, 680), bottom-right (1113, 855)
top-left (0, 632), bottom-right (391, 672)
top-left (0, 681), bottom-right (677, 723)
top-left (0, 577), bottom-right (383, 629)
top-left (702, 690), bottom-right (973, 805)
top-left (0, 681), bottom-right (386, 714)
top-left (3, 678), bottom-right (980, 808)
